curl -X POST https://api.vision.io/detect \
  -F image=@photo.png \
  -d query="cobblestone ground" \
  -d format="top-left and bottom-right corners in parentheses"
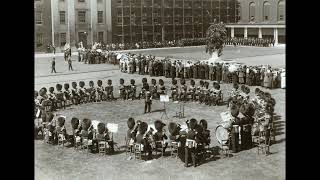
top-left (35, 46), bottom-right (285, 180)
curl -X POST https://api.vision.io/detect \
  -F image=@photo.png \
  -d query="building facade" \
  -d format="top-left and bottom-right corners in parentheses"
top-left (34, 0), bottom-right (285, 52)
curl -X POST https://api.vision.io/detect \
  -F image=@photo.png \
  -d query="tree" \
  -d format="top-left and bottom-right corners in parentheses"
top-left (205, 22), bottom-right (227, 57)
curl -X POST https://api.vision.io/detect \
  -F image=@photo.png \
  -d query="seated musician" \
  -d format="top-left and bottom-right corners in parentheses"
top-left (119, 78), bottom-right (126, 100)
top-left (48, 87), bottom-right (57, 111)
top-left (199, 119), bottom-right (210, 146)
top-left (158, 79), bottom-right (166, 95)
top-left (179, 78), bottom-right (188, 102)
top-left (105, 79), bottom-right (114, 101)
top-left (168, 122), bottom-right (182, 142)
top-left (45, 113), bottom-right (56, 144)
top-left (71, 82), bottom-right (80, 105)
top-left (188, 79), bottom-right (196, 101)
top-left (184, 118), bottom-right (198, 167)
top-left (227, 82), bottom-right (240, 107)
top-left (95, 122), bottom-right (114, 153)
top-left (195, 81), bottom-right (204, 102)
top-left (170, 78), bottom-right (179, 101)
top-left (210, 82), bottom-right (222, 106)
top-left (55, 84), bottom-right (66, 109)
top-left (139, 78), bottom-right (148, 99)
top-left (70, 117), bottom-right (81, 146)
top-left (127, 79), bottom-right (136, 100)
top-left (150, 79), bottom-right (158, 99)
top-left (80, 118), bottom-right (94, 152)
top-left (200, 81), bottom-right (209, 104)
top-left (87, 81), bottom-right (96, 102)
top-left (63, 83), bottom-right (72, 104)
top-left (96, 80), bottom-right (105, 102)
top-left (134, 122), bottom-right (153, 160)
top-left (153, 120), bottom-right (168, 155)
top-left (54, 116), bottom-right (68, 144)
top-left (126, 118), bottom-right (137, 146)
top-left (78, 81), bottom-right (89, 103)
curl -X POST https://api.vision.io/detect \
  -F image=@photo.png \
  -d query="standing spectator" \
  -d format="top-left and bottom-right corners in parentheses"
top-left (51, 57), bottom-right (56, 73)
top-left (68, 56), bottom-right (73, 71)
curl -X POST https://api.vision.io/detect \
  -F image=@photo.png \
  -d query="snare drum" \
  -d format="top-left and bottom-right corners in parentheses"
top-left (215, 125), bottom-right (230, 145)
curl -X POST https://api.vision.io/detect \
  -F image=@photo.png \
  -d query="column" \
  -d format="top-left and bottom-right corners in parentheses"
top-left (231, 27), bottom-right (234, 38)
top-left (91, 0), bottom-right (97, 45)
top-left (105, 0), bottom-right (112, 43)
top-left (67, 0), bottom-right (76, 48)
top-left (50, 0), bottom-right (55, 47)
top-left (258, 27), bottom-right (262, 38)
top-left (244, 27), bottom-right (247, 39)
top-left (274, 28), bottom-right (278, 45)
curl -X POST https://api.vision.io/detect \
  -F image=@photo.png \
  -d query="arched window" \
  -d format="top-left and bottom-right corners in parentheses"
top-left (278, 0), bottom-right (285, 21)
top-left (263, 1), bottom-right (271, 21)
top-left (249, 2), bottom-right (255, 22)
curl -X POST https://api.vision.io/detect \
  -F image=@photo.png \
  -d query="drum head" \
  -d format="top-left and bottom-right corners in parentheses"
top-left (215, 125), bottom-right (229, 145)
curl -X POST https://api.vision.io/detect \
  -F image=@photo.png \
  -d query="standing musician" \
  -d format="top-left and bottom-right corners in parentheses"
top-left (158, 79), bottom-right (166, 95)
top-left (105, 79), bottom-right (114, 101)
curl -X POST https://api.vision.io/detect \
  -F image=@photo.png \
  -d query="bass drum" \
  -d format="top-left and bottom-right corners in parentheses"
top-left (215, 125), bottom-right (230, 145)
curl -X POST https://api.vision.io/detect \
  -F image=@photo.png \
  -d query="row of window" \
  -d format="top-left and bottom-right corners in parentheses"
top-left (36, 32), bottom-right (104, 47)
top-left (117, 17), bottom-right (212, 24)
top-left (249, 1), bottom-right (285, 22)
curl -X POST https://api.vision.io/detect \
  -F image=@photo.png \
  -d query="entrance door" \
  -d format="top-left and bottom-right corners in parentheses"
top-left (78, 32), bottom-right (88, 48)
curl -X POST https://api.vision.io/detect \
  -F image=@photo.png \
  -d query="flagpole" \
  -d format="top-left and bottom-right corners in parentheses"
top-left (51, 0), bottom-right (55, 47)
top-left (90, 0), bottom-right (93, 46)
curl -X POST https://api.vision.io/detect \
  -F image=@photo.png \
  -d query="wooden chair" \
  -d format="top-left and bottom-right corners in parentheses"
top-left (57, 133), bottom-right (66, 147)
top-left (133, 143), bottom-right (145, 160)
top-left (257, 130), bottom-right (271, 155)
top-left (220, 139), bottom-right (230, 157)
top-left (98, 141), bottom-right (108, 155)
top-left (74, 135), bottom-right (81, 150)
top-left (170, 141), bottom-right (179, 159)
top-left (125, 136), bottom-right (134, 157)
top-left (81, 137), bottom-right (91, 154)
top-left (154, 141), bottom-right (164, 157)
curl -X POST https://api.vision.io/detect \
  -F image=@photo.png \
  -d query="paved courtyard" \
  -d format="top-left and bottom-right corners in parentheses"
top-left (35, 45), bottom-right (285, 180)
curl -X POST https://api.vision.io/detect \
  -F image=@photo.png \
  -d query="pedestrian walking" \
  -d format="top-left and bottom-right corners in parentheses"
top-left (68, 56), bottom-right (73, 71)
top-left (51, 57), bottom-right (56, 73)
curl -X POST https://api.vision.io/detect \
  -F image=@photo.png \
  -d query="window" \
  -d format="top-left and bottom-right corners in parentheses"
top-left (78, 0), bottom-right (85, 2)
top-left (174, 18), bottom-right (179, 24)
top-left (60, 11), bottom-right (66, 24)
top-left (142, 18), bottom-right (147, 24)
top-left (185, 17), bottom-right (192, 23)
top-left (130, 0), bottom-right (136, 3)
top-left (154, 18), bottom-right (158, 24)
top-left (60, 33), bottom-right (66, 46)
top-left (249, 2), bottom-right (255, 22)
top-left (117, 17), bottom-right (122, 24)
top-left (98, 11), bottom-right (103, 23)
top-left (35, 12), bottom-right (42, 24)
top-left (36, 33), bottom-right (43, 47)
top-left (117, 11), bottom-right (122, 17)
top-left (98, 32), bottom-right (104, 42)
top-left (278, 0), bottom-right (285, 21)
top-left (263, 2), bottom-right (270, 21)
top-left (78, 11), bottom-right (86, 23)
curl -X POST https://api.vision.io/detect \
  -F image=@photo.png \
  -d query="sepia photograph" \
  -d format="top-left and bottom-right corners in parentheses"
top-left (34, 0), bottom-right (285, 179)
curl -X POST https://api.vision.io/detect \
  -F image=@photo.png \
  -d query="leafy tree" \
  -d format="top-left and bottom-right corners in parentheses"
top-left (205, 22), bottom-right (227, 57)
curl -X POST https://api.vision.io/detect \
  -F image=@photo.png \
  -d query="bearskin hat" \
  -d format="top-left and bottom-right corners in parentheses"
top-left (199, 119), bottom-right (208, 130)
top-left (200, 80), bottom-right (204, 86)
top-left (233, 82), bottom-right (239, 89)
top-left (255, 88), bottom-right (260, 94)
top-left (39, 88), bottom-right (46, 96)
top-left (49, 87), bottom-right (54, 93)
top-left (46, 112), bottom-right (54, 122)
top-left (172, 78), bottom-right (177, 85)
top-left (245, 86), bottom-right (250, 94)
top-left (269, 98), bottom-right (276, 107)
top-left (195, 124), bottom-right (204, 134)
top-left (138, 122), bottom-right (148, 134)
top-left (264, 92), bottom-right (271, 99)
top-left (151, 79), bottom-right (156, 85)
top-left (180, 78), bottom-right (185, 85)
top-left (120, 78), bottom-right (124, 84)
top-left (97, 122), bottom-right (106, 134)
top-left (97, 80), bottom-right (102, 86)
top-left (71, 117), bottom-right (80, 130)
top-left (64, 83), bottom-right (70, 90)
top-left (56, 84), bottom-right (62, 91)
top-left (106, 79), bottom-right (111, 85)
top-left (127, 117), bottom-right (135, 129)
top-left (190, 79), bottom-right (195, 85)
top-left (230, 104), bottom-right (240, 117)
top-left (82, 118), bottom-right (92, 131)
top-left (57, 116), bottom-right (65, 127)
top-left (89, 81), bottom-right (94, 87)
top-left (189, 118), bottom-right (198, 130)
top-left (144, 84), bottom-right (150, 91)
top-left (72, 82), bottom-right (77, 88)
top-left (159, 79), bottom-right (164, 85)
top-left (130, 79), bottom-right (135, 85)
top-left (142, 78), bottom-right (147, 83)
top-left (154, 120), bottom-right (166, 132)
top-left (79, 81), bottom-right (84, 87)
top-left (168, 122), bottom-right (179, 135)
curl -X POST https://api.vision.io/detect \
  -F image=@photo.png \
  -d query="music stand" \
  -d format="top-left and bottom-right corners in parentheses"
top-left (160, 95), bottom-right (169, 119)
